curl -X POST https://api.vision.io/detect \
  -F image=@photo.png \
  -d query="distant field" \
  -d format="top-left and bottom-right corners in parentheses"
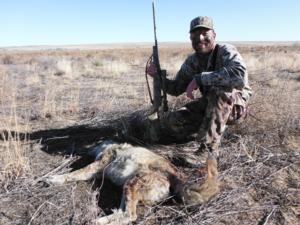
top-left (0, 42), bottom-right (299, 225)
top-left (1, 41), bottom-right (300, 51)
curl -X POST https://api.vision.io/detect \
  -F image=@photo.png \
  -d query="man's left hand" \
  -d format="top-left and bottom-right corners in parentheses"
top-left (186, 78), bottom-right (198, 99)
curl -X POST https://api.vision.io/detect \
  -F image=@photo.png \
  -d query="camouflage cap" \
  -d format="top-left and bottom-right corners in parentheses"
top-left (190, 16), bottom-right (214, 32)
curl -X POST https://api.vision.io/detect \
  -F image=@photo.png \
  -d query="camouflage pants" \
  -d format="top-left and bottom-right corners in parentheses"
top-left (145, 88), bottom-right (247, 150)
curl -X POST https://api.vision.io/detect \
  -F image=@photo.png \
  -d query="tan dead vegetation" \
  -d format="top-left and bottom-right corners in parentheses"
top-left (0, 42), bottom-right (299, 225)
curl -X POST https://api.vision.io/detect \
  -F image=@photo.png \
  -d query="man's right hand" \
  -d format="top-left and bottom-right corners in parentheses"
top-left (186, 78), bottom-right (199, 100)
top-left (146, 63), bottom-right (158, 77)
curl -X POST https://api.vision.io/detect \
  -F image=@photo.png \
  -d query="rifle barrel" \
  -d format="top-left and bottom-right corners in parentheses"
top-left (152, 1), bottom-right (158, 46)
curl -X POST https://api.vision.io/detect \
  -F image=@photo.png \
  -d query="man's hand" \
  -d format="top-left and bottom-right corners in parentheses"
top-left (146, 63), bottom-right (158, 78)
top-left (186, 78), bottom-right (198, 99)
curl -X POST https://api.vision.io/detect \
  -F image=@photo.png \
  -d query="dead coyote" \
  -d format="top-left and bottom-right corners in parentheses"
top-left (45, 140), bottom-right (220, 224)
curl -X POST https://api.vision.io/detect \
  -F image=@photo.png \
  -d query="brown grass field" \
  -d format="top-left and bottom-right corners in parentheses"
top-left (0, 42), bottom-right (299, 225)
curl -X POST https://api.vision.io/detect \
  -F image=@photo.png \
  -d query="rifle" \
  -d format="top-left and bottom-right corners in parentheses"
top-left (145, 1), bottom-right (168, 119)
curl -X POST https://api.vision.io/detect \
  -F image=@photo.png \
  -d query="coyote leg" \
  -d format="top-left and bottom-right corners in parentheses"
top-left (45, 149), bottom-right (115, 185)
top-left (122, 172), bottom-right (170, 222)
top-left (120, 174), bottom-right (141, 221)
top-left (95, 173), bottom-right (169, 225)
top-left (94, 175), bottom-right (142, 225)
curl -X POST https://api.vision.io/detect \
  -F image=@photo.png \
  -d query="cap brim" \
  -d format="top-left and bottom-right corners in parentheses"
top-left (190, 25), bottom-right (213, 33)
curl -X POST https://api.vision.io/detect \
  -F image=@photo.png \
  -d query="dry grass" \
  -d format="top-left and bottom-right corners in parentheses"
top-left (0, 127), bottom-right (30, 189)
top-left (0, 42), bottom-right (299, 225)
top-left (0, 70), bottom-right (30, 189)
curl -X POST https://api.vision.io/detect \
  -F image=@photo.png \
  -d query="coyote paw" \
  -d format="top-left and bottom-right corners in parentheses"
top-left (42, 174), bottom-right (66, 185)
top-left (94, 209), bottom-right (131, 225)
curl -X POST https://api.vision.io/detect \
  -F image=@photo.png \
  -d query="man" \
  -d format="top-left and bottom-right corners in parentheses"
top-left (145, 16), bottom-right (252, 153)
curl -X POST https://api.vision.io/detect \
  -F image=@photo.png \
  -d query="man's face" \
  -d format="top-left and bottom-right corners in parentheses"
top-left (190, 28), bottom-right (216, 54)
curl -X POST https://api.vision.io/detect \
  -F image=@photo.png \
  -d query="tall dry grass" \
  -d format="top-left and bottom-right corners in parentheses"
top-left (0, 76), bottom-right (30, 188)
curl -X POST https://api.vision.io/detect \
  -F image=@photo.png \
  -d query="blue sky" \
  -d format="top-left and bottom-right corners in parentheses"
top-left (1, 0), bottom-right (300, 47)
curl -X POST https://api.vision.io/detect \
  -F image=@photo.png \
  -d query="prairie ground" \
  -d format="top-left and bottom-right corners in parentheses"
top-left (0, 42), bottom-right (299, 225)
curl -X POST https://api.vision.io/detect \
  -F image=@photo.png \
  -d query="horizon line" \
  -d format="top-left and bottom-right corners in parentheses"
top-left (1, 40), bottom-right (300, 51)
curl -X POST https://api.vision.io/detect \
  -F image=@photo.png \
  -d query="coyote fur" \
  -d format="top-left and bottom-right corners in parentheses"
top-left (45, 140), bottom-right (220, 224)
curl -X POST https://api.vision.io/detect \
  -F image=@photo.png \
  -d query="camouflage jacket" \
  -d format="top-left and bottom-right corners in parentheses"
top-left (165, 43), bottom-right (252, 103)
